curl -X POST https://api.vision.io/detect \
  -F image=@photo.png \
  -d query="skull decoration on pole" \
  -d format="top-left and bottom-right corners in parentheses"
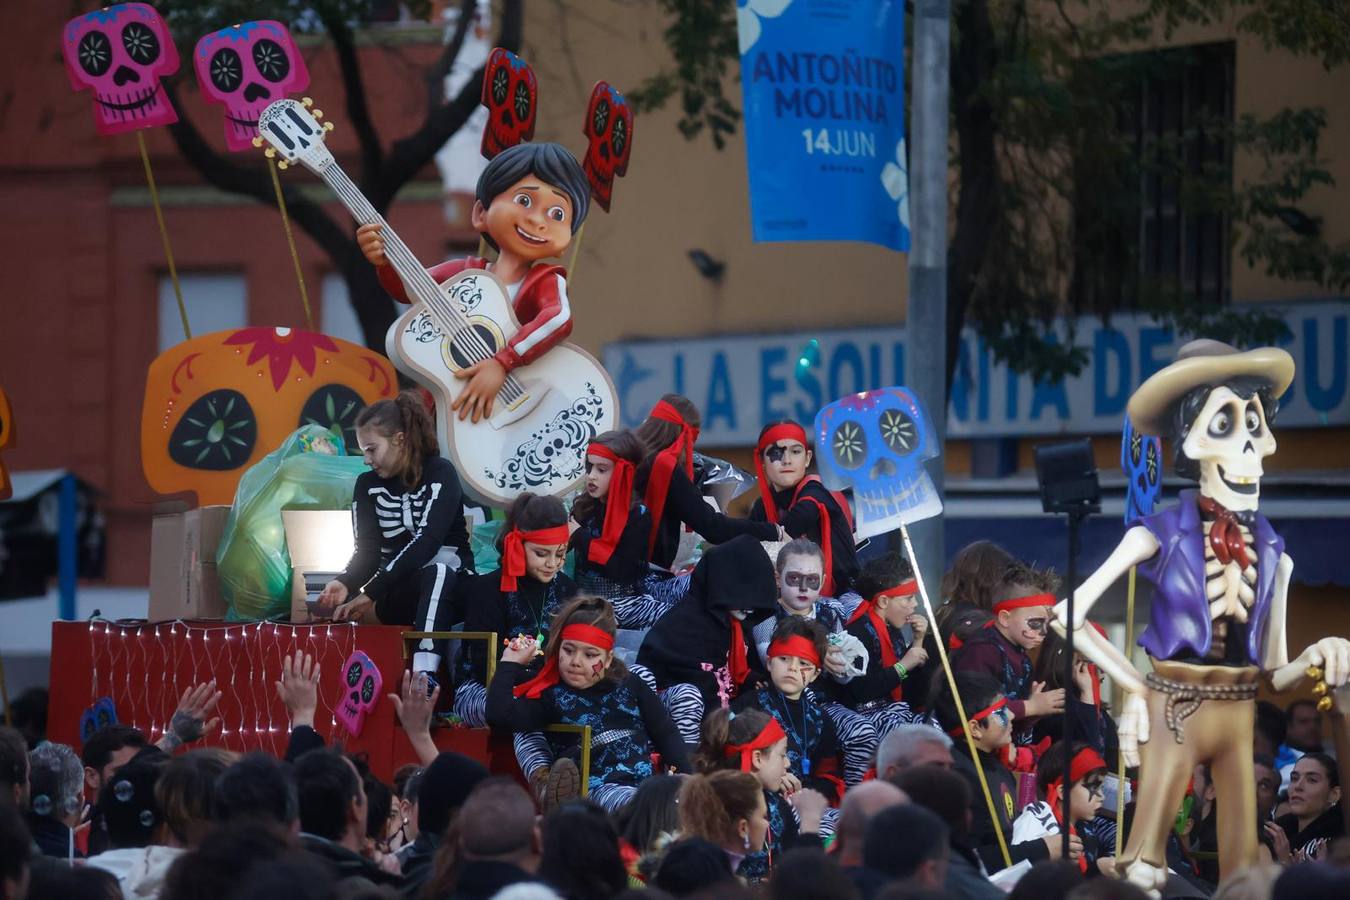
top-left (1053, 340), bottom-right (1350, 895)
top-left (62, 2), bottom-right (180, 136)
top-left (194, 21), bottom-right (311, 152)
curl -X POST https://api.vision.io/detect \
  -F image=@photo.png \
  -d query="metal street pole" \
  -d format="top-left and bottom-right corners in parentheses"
top-left (905, 0), bottom-right (951, 594)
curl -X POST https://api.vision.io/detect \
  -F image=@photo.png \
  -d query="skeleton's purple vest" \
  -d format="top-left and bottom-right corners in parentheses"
top-left (1135, 489), bottom-right (1285, 666)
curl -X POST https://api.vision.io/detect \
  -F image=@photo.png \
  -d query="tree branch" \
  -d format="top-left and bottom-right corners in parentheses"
top-left (372, 0), bottom-right (523, 212)
top-left (426, 0), bottom-right (478, 113)
top-left (317, 7), bottom-right (384, 189)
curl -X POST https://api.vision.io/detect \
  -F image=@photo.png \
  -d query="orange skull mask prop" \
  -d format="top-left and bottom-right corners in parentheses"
top-left (141, 327), bottom-right (397, 505)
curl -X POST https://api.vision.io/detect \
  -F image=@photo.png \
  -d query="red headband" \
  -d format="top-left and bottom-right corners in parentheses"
top-left (559, 622), bottom-right (615, 651)
top-left (767, 635), bottom-right (822, 669)
top-left (725, 716), bottom-right (787, 771)
top-left (844, 581), bottom-right (919, 702)
top-left (500, 524), bottom-right (572, 592)
top-left (1045, 746), bottom-right (1109, 854)
top-left (643, 401), bottom-right (700, 557)
top-left (992, 593), bottom-right (1055, 615)
top-left (513, 622), bottom-right (616, 699)
top-left (585, 443), bottom-right (636, 566)
top-left (754, 423), bottom-right (809, 526)
top-left (946, 697), bottom-right (1009, 738)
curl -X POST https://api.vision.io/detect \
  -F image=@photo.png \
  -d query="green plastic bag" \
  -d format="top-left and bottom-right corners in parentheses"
top-left (217, 425), bottom-right (368, 621)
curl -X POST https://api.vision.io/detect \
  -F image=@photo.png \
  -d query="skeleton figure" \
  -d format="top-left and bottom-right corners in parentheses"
top-left (1053, 340), bottom-right (1350, 896)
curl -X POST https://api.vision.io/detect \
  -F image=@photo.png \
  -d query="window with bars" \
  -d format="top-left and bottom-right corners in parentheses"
top-left (1071, 41), bottom-right (1235, 311)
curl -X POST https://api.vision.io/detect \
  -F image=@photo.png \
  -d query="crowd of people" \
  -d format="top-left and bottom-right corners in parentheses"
top-left (2, 390), bottom-right (1347, 899)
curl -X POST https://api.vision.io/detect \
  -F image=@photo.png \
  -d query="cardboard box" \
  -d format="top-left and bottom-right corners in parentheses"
top-left (283, 510), bottom-right (355, 623)
top-left (148, 506), bottom-right (230, 620)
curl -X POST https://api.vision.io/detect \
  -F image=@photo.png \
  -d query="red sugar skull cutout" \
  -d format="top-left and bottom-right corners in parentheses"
top-left (581, 82), bottom-right (634, 213)
top-left (62, 3), bottom-right (180, 136)
top-left (480, 47), bottom-right (538, 160)
top-left (194, 21), bottom-right (310, 152)
top-left (335, 651), bottom-right (382, 737)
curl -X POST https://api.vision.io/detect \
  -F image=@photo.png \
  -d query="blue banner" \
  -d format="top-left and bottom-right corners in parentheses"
top-left (737, 0), bottom-right (909, 251)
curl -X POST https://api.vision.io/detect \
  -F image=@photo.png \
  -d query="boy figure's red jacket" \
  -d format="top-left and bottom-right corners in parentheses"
top-left (379, 256), bottom-right (571, 372)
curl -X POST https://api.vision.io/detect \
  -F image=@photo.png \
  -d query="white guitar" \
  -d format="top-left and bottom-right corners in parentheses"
top-left (258, 98), bottom-right (618, 507)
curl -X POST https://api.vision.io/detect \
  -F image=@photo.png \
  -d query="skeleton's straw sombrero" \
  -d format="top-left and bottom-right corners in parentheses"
top-left (1126, 339), bottom-right (1294, 437)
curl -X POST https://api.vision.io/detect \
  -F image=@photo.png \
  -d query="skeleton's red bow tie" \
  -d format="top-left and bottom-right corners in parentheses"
top-left (1197, 495), bottom-right (1252, 568)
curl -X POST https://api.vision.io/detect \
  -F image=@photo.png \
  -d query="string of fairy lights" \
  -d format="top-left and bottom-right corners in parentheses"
top-left (84, 620), bottom-right (360, 755)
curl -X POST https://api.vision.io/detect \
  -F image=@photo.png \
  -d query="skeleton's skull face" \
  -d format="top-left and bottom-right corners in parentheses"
top-left (194, 21), bottom-right (309, 151)
top-left (62, 3), bottom-right (180, 135)
top-left (1181, 386), bottom-right (1276, 511)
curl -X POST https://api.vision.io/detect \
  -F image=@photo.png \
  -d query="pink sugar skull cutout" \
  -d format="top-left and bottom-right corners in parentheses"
top-left (335, 651), bottom-right (382, 737)
top-left (195, 21), bottom-right (310, 151)
top-left (62, 3), bottom-right (180, 136)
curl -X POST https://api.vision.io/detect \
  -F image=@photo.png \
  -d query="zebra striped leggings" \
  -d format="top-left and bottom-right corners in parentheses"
top-left (820, 700), bottom-right (879, 786)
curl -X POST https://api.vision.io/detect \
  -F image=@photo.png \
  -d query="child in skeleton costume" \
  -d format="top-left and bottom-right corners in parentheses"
top-left (320, 393), bottom-right (473, 626)
top-left (751, 539), bottom-right (877, 785)
top-left (748, 420), bottom-right (860, 597)
top-left (569, 430), bottom-right (653, 600)
top-left (357, 143), bottom-right (589, 425)
top-left (450, 493), bottom-right (576, 725)
top-left (1053, 340), bottom-right (1350, 894)
top-left (830, 553), bottom-right (931, 739)
top-left (487, 596), bottom-right (693, 813)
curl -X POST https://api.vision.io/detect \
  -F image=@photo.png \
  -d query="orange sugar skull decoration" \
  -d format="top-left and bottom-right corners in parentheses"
top-left (140, 327), bottom-right (397, 506)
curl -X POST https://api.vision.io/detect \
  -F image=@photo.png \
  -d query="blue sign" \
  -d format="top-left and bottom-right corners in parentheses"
top-left (603, 301), bottom-right (1350, 445)
top-left (736, 0), bottom-right (909, 251)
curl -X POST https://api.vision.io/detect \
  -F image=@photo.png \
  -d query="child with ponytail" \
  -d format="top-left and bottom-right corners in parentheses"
top-left (832, 552), bottom-right (931, 739)
top-left (486, 596), bottom-right (693, 813)
top-left (635, 394), bottom-right (780, 573)
top-left (444, 492), bottom-right (578, 724)
top-left (748, 420), bottom-right (859, 596)
top-left (319, 391), bottom-right (473, 627)
top-left (689, 715), bottom-right (827, 884)
top-left (568, 429), bottom-right (653, 598)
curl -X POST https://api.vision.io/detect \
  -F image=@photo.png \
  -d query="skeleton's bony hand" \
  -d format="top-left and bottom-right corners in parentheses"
top-left (1117, 691), bottom-right (1150, 768)
top-left (1298, 637), bottom-right (1350, 689)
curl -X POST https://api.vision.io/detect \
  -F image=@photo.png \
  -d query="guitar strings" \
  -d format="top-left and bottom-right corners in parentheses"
top-left (325, 168), bottom-right (525, 404)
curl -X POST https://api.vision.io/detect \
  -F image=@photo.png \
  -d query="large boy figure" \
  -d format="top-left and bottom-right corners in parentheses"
top-left (1054, 339), bottom-right (1350, 894)
top-left (358, 142), bottom-right (590, 423)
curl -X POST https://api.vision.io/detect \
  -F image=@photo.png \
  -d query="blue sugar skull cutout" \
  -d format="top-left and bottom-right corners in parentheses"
top-left (1121, 414), bottom-right (1162, 524)
top-left (80, 697), bottom-right (119, 744)
top-left (814, 387), bottom-right (942, 538)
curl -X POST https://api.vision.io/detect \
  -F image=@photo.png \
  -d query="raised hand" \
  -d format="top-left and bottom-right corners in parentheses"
top-left (388, 670), bottom-right (439, 766)
top-left (275, 653), bottom-right (321, 729)
top-left (158, 680), bottom-right (222, 751)
top-left (1024, 681), bottom-right (1066, 717)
